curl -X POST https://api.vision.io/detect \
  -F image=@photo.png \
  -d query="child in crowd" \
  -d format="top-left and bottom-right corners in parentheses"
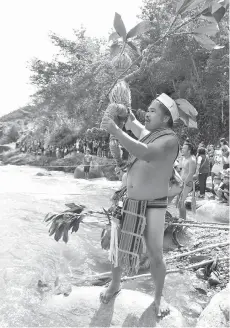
top-left (216, 169), bottom-right (229, 204)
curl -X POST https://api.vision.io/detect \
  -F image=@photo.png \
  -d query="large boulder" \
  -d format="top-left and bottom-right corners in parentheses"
top-left (195, 200), bottom-right (229, 224)
top-left (42, 286), bottom-right (185, 327)
top-left (0, 145), bottom-right (11, 153)
top-left (196, 284), bottom-right (229, 328)
top-left (74, 165), bottom-right (104, 179)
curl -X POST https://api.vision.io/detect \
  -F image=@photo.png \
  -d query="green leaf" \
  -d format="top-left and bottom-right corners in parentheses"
top-left (110, 43), bottom-right (121, 58)
top-left (176, 0), bottom-right (206, 14)
top-left (193, 33), bottom-right (217, 50)
top-left (113, 13), bottom-right (127, 41)
top-left (127, 41), bottom-right (141, 55)
top-left (126, 21), bottom-right (152, 40)
top-left (109, 32), bottom-right (120, 42)
top-left (193, 23), bottom-right (219, 36)
top-left (175, 99), bottom-right (198, 117)
top-left (212, 5), bottom-right (226, 22)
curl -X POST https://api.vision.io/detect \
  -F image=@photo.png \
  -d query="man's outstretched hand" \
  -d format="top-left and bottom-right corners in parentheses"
top-left (125, 110), bottom-right (136, 131)
top-left (102, 116), bottom-right (119, 135)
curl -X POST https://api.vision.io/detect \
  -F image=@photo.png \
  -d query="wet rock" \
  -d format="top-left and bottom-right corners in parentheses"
top-left (0, 145), bottom-right (11, 153)
top-left (74, 165), bottom-right (104, 179)
top-left (36, 172), bottom-right (52, 176)
top-left (193, 282), bottom-right (208, 295)
top-left (195, 200), bottom-right (229, 224)
top-left (196, 268), bottom-right (206, 280)
top-left (42, 286), bottom-right (186, 327)
top-left (196, 284), bottom-right (230, 327)
top-left (187, 302), bottom-right (203, 317)
top-left (208, 272), bottom-right (221, 286)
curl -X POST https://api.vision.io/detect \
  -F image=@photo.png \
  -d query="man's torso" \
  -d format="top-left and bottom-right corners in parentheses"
top-left (181, 156), bottom-right (195, 182)
top-left (126, 128), bottom-right (178, 200)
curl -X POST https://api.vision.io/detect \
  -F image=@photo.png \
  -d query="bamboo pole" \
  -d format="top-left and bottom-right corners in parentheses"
top-left (166, 241), bottom-right (229, 261)
top-left (167, 222), bottom-right (229, 230)
top-left (120, 257), bottom-right (230, 282)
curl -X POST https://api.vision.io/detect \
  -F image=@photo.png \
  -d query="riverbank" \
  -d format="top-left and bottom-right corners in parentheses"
top-left (0, 149), bottom-right (119, 180)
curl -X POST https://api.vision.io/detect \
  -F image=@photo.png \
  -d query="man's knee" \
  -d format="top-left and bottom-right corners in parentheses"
top-left (147, 247), bottom-right (163, 265)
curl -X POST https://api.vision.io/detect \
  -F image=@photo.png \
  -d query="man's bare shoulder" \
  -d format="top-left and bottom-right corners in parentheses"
top-left (154, 134), bottom-right (178, 153)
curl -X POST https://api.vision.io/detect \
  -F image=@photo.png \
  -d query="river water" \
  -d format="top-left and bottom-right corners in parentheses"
top-left (0, 165), bottom-right (209, 327)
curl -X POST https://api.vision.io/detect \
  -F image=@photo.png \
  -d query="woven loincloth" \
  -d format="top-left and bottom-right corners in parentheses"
top-left (109, 197), bottom-right (168, 276)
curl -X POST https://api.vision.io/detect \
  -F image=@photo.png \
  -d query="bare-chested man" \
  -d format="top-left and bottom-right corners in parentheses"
top-left (179, 142), bottom-right (196, 219)
top-left (100, 93), bottom-right (179, 317)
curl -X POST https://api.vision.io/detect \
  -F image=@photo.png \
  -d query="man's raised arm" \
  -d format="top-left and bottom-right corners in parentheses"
top-left (125, 110), bottom-right (147, 139)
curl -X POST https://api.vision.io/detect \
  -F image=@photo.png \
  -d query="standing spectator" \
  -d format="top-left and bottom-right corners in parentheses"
top-left (56, 147), bottom-right (60, 159)
top-left (78, 139), bottom-right (83, 153)
top-left (194, 147), bottom-right (210, 198)
top-left (88, 139), bottom-right (93, 154)
top-left (93, 140), bottom-right (98, 155)
top-left (97, 140), bottom-right (102, 157)
top-left (207, 144), bottom-right (215, 173)
top-left (220, 138), bottom-right (229, 170)
top-left (179, 142), bottom-right (197, 220)
top-left (75, 138), bottom-right (80, 153)
top-left (102, 140), bottom-right (106, 157)
top-left (64, 146), bottom-right (68, 157)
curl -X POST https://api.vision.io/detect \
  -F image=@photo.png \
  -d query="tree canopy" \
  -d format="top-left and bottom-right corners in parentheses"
top-left (3, 0), bottom-right (228, 147)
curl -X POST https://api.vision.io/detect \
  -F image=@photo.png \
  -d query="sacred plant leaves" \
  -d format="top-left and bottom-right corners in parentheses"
top-left (176, 0), bottom-right (207, 15)
top-left (110, 43), bottom-right (121, 58)
top-left (193, 23), bottom-right (219, 36)
top-left (193, 33), bottom-right (224, 50)
top-left (109, 32), bottom-right (120, 42)
top-left (113, 12), bottom-right (127, 41)
top-left (127, 41), bottom-right (142, 55)
top-left (126, 21), bottom-right (152, 40)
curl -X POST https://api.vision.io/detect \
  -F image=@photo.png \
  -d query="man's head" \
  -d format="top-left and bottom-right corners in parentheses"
top-left (220, 138), bottom-right (228, 146)
top-left (223, 169), bottom-right (230, 185)
top-left (86, 148), bottom-right (90, 154)
top-left (208, 144), bottom-right (214, 150)
top-left (145, 99), bottom-right (173, 131)
top-left (198, 141), bottom-right (205, 148)
top-left (181, 142), bottom-right (195, 157)
top-left (197, 147), bottom-right (206, 156)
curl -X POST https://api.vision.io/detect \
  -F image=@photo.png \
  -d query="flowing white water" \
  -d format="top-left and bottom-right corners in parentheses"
top-left (0, 165), bottom-right (208, 327)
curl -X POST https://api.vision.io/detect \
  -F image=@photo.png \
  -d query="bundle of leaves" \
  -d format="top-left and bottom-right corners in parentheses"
top-left (44, 203), bottom-right (86, 243)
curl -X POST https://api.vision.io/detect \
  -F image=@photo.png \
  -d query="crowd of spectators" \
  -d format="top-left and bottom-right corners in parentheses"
top-left (15, 137), bottom-right (129, 160)
top-left (176, 137), bottom-right (229, 206)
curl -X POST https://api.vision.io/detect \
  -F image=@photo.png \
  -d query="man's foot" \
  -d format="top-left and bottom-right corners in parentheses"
top-left (153, 296), bottom-right (170, 318)
top-left (100, 283), bottom-right (121, 304)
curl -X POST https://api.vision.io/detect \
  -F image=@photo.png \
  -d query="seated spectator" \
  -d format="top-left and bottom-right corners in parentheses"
top-left (216, 169), bottom-right (229, 204)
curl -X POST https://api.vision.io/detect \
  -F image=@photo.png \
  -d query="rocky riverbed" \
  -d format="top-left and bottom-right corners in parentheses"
top-left (0, 164), bottom-right (229, 327)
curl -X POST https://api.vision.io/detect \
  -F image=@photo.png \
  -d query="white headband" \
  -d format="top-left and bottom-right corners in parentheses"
top-left (156, 93), bottom-right (179, 122)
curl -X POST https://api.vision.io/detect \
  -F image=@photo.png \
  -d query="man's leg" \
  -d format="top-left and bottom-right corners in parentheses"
top-left (178, 186), bottom-right (191, 220)
top-left (199, 173), bottom-right (205, 196)
top-left (100, 265), bottom-right (122, 303)
top-left (144, 207), bottom-right (169, 317)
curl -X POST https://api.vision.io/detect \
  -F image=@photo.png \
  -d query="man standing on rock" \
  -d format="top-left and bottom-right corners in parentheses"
top-left (83, 148), bottom-right (92, 179)
top-left (100, 93), bottom-right (180, 318)
top-left (179, 142), bottom-right (196, 219)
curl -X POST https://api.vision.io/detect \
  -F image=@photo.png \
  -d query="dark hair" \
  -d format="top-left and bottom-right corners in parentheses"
top-left (184, 142), bottom-right (196, 155)
top-left (220, 138), bottom-right (228, 145)
top-left (198, 147), bottom-right (206, 155)
top-left (157, 101), bottom-right (173, 128)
